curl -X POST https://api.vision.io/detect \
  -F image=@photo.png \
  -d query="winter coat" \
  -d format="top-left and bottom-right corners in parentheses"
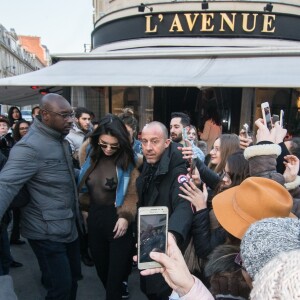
top-left (65, 123), bottom-right (90, 162)
top-left (136, 142), bottom-right (193, 243)
top-left (195, 158), bottom-right (221, 190)
top-left (192, 208), bottom-right (226, 259)
top-left (244, 141), bottom-right (300, 218)
top-left (136, 142), bottom-right (193, 297)
top-left (0, 117), bottom-right (79, 242)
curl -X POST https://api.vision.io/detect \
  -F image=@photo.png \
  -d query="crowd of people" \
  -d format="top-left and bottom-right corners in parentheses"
top-left (0, 93), bottom-right (300, 300)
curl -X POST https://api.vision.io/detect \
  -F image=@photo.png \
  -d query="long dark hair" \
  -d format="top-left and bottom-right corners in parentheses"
top-left (8, 106), bottom-right (22, 126)
top-left (214, 150), bottom-right (250, 195)
top-left (14, 120), bottom-right (30, 142)
top-left (89, 114), bottom-right (135, 170)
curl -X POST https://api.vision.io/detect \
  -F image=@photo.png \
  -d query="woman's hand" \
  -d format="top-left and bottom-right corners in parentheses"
top-left (283, 155), bottom-right (300, 183)
top-left (139, 233), bottom-right (195, 297)
top-left (178, 139), bottom-right (195, 161)
top-left (255, 118), bottom-right (274, 143)
top-left (179, 181), bottom-right (208, 211)
top-left (272, 121), bottom-right (287, 144)
top-left (113, 218), bottom-right (128, 239)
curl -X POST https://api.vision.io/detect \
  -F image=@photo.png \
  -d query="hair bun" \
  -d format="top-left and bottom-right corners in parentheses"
top-left (122, 107), bottom-right (134, 116)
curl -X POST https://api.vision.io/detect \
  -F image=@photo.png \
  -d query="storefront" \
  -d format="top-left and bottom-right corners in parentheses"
top-left (1, 1), bottom-right (300, 135)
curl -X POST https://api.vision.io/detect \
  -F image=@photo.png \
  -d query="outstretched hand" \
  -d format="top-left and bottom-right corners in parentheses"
top-left (283, 155), bottom-right (300, 183)
top-left (179, 181), bottom-right (208, 211)
top-left (139, 233), bottom-right (195, 297)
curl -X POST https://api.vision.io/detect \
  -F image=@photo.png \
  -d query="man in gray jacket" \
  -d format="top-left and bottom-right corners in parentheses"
top-left (0, 94), bottom-right (81, 300)
top-left (66, 106), bottom-right (92, 168)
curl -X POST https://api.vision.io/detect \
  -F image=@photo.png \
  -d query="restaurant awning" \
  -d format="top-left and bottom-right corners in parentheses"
top-left (1, 45), bottom-right (300, 104)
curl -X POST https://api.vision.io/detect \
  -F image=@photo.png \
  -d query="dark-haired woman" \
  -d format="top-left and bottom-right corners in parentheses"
top-left (8, 107), bottom-right (22, 129)
top-left (13, 120), bottom-right (30, 142)
top-left (78, 114), bottom-right (141, 300)
top-left (180, 150), bottom-right (249, 259)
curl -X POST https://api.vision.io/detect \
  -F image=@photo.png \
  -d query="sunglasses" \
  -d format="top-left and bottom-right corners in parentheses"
top-left (98, 142), bottom-right (119, 150)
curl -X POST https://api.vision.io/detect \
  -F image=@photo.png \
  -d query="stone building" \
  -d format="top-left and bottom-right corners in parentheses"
top-left (1, 0), bottom-right (300, 134)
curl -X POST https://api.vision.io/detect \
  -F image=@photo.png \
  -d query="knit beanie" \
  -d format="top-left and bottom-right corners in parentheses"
top-left (250, 249), bottom-right (300, 300)
top-left (240, 217), bottom-right (300, 279)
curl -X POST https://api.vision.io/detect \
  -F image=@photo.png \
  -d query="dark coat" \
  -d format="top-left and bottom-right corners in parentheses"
top-left (195, 158), bottom-right (221, 190)
top-left (137, 142), bottom-right (193, 243)
top-left (136, 142), bottom-right (193, 297)
top-left (192, 208), bottom-right (226, 259)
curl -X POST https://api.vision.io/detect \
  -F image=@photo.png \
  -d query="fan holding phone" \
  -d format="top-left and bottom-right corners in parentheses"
top-left (261, 102), bottom-right (284, 130)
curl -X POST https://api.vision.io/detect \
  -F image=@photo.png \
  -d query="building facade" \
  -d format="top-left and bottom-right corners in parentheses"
top-left (85, 0), bottom-right (300, 135)
top-left (0, 24), bottom-right (50, 111)
top-left (1, 1), bottom-right (300, 136)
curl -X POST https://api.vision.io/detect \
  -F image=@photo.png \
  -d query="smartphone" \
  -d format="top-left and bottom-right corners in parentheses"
top-left (261, 102), bottom-right (272, 130)
top-left (242, 123), bottom-right (249, 138)
top-left (138, 206), bottom-right (168, 270)
top-left (272, 114), bottom-right (279, 124)
top-left (182, 127), bottom-right (189, 147)
top-left (280, 110), bottom-right (284, 127)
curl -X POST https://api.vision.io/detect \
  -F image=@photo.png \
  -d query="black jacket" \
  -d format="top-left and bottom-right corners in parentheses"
top-left (195, 158), bottom-right (221, 190)
top-left (192, 208), bottom-right (226, 259)
top-left (136, 142), bottom-right (193, 297)
top-left (137, 142), bottom-right (193, 243)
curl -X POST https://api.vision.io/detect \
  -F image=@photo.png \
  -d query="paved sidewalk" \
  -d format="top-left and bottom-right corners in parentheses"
top-left (9, 241), bottom-right (147, 300)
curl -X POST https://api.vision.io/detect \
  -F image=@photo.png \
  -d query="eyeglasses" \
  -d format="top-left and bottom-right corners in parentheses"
top-left (211, 147), bottom-right (221, 153)
top-left (19, 127), bottom-right (29, 131)
top-left (234, 252), bottom-right (246, 271)
top-left (221, 170), bottom-right (232, 180)
top-left (43, 109), bottom-right (75, 120)
top-left (98, 142), bottom-right (119, 150)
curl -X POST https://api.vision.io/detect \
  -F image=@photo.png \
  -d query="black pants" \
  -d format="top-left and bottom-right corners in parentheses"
top-left (28, 238), bottom-right (81, 300)
top-left (88, 205), bottom-right (133, 300)
top-left (10, 208), bottom-right (21, 242)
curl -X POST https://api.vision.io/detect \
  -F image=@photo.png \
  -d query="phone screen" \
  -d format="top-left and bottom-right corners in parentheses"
top-left (139, 214), bottom-right (167, 264)
top-left (263, 106), bottom-right (272, 130)
top-left (182, 127), bottom-right (189, 147)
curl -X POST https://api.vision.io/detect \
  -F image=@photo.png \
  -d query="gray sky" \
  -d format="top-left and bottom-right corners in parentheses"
top-left (0, 0), bottom-right (94, 54)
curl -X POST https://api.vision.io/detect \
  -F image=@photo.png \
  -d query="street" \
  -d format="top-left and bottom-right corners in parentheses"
top-left (9, 241), bottom-right (147, 300)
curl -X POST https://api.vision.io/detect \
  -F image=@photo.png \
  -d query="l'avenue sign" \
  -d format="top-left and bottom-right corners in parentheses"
top-left (92, 11), bottom-right (300, 48)
top-left (145, 13), bottom-right (275, 34)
